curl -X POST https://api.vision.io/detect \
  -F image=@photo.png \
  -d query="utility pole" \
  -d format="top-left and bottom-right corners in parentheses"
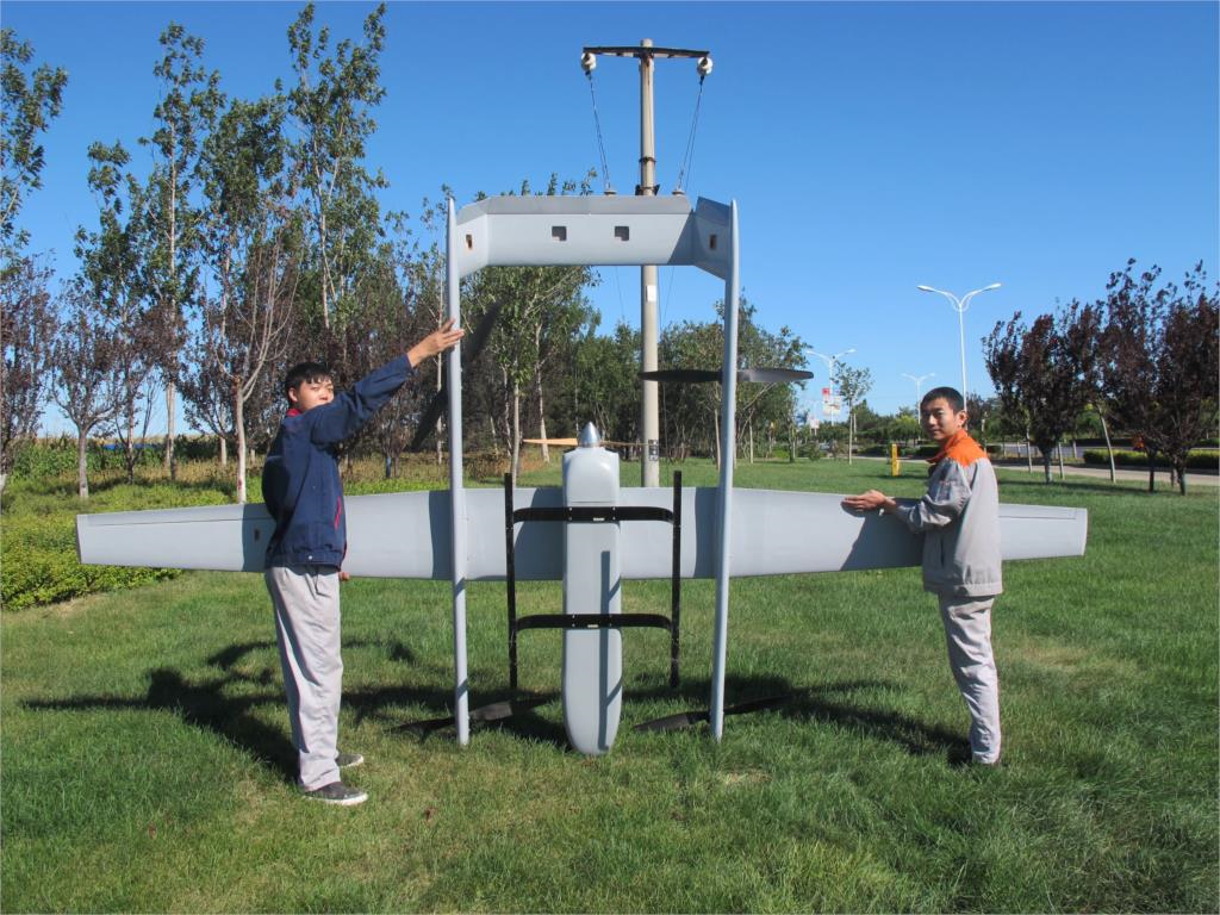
top-left (582, 40), bottom-right (712, 486)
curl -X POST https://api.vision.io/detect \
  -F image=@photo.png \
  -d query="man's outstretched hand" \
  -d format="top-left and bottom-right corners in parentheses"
top-left (408, 318), bottom-right (465, 367)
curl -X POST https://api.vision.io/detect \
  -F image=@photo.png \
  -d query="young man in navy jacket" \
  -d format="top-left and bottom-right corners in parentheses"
top-left (263, 319), bottom-right (463, 805)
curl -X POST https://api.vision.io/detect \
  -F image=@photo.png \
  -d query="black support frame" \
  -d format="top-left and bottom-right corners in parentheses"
top-left (503, 471), bottom-right (683, 691)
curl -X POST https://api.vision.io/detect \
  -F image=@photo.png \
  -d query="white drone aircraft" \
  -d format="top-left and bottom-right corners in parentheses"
top-left (76, 195), bottom-right (1088, 755)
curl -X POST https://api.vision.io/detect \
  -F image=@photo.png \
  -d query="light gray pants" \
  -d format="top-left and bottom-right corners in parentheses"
top-left (938, 595), bottom-right (1001, 764)
top-left (265, 565), bottom-right (343, 791)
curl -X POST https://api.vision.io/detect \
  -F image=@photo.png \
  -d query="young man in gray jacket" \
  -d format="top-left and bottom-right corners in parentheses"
top-left (842, 386), bottom-right (1003, 767)
top-left (263, 319), bottom-right (463, 805)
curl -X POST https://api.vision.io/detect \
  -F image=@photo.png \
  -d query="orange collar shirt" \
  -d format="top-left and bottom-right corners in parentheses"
top-left (890, 430), bottom-right (1003, 598)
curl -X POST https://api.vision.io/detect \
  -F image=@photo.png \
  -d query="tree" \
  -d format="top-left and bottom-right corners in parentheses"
top-left (569, 319), bottom-right (639, 451)
top-left (286, 2), bottom-right (388, 338)
top-left (51, 280), bottom-right (124, 499)
top-left (139, 23), bottom-right (223, 475)
top-left (734, 299), bottom-right (807, 464)
top-left (467, 259), bottom-right (592, 481)
top-left (462, 177), bottom-right (597, 482)
top-left (75, 141), bottom-right (161, 484)
top-left (659, 317), bottom-right (724, 462)
top-left (184, 94), bottom-right (299, 502)
top-left (833, 362), bottom-right (872, 464)
top-left (343, 238), bottom-right (426, 480)
top-left (1100, 261), bottom-right (1218, 494)
top-left (0, 28), bottom-right (67, 257)
top-left (984, 301), bottom-right (1099, 483)
top-left (0, 255), bottom-right (57, 492)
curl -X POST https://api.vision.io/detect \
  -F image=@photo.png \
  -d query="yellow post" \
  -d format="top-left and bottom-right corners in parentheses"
top-left (890, 442), bottom-right (901, 476)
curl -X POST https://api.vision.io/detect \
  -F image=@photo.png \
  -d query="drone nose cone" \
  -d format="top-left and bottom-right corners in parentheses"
top-left (578, 423), bottom-right (602, 448)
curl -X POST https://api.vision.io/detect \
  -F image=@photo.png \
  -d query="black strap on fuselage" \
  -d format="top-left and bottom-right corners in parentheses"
top-left (504, 471), bottom-right (683, 691)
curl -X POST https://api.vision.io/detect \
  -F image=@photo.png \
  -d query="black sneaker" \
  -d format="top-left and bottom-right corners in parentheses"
top-left (303, 782), bottom-right (368, 806)
top-left (336, 751), bottom-right (364, 769)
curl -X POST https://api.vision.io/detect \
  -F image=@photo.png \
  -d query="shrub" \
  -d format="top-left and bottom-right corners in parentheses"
top-left (0, 511), bottom-right (179, 610)
top-left (9, 436), bottom-right (107, 479)
top-left (1, 472), bottom-right (236, 612)
top-left (1083, 449), bottom-right (1219, 470)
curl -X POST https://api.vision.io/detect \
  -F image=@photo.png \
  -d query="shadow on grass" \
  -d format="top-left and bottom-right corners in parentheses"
top-left (22, 645), bottom-right (970, 768)
top-left (22, 637), bottom-right (461, 784)
top-left (389, 671), bottom-right (970, 761)
top-left (621, 674), bottom-right (969, 763)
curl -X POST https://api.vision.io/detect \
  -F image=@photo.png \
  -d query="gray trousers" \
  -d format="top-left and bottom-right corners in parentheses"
top-left (265, 565), bottom-right (343, 790)
top-left (938, 595), bottom-right (1002, 764)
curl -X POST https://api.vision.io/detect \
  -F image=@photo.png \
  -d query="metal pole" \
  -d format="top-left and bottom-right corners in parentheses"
top-left (582, 41), bottom-right (711, 487)
top-left (957, 304), bottom-right (969, 398)
top-left (917, 283), bottom-right (1001, 401)
top-left (639, 40), bottom-right (660, 487)
top-left (446, 199), bottom-right (470, 745)
top-left (710, 200), bottom-right (740, 741)
top-left (902, 372), bottom-right (935, 412)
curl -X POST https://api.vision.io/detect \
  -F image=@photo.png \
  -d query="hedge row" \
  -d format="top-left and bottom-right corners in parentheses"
top-left (1, 511), bottom-right (180, 610)
top-left (1083, 449), bottom-right (1220, 470)
top-left (7, 436), bottom-right (223, 479)
top-left (1, 477), bottom-right (237, 612)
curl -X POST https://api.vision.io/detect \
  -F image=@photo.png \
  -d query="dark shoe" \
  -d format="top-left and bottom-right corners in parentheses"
top-left (336, 751), bottom-right (364, 769)
top-left (303, 781), bottom-right (368, 806)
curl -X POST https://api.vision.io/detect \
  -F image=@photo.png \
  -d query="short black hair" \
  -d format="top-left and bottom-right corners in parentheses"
top-left (921, 386), bottom-right (965, 412)
top-left (283, 361), bottom-right (333, 398)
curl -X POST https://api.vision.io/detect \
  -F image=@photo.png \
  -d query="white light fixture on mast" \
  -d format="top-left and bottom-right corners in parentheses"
top-left (916, 283), bottom-right (1001, 398)
top-left (901, 371), bottom-right (935, 411)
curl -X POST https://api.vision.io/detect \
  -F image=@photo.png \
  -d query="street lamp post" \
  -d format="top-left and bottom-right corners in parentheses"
top-left (806, 346), bottom-right (855, 461)
top-left (916, 283), bottom-right (1001, 398)
top-left (806, 347), bottom-right (855, 405)
top-left (901, 371), bottom-right (935, 412)
top-left (806, 346), bottom-right (855, 420)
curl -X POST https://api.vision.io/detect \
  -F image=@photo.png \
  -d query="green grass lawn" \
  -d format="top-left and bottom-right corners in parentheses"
top-left (2, 458), bottom-right (1217, 912)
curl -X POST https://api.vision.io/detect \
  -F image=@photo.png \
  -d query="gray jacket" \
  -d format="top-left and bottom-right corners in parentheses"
top-left (891, 434), bottom-right (1003, 598)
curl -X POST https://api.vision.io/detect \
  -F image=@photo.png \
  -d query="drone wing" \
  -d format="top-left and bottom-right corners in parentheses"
top-left (77, 488), bottom-right (1086, 580)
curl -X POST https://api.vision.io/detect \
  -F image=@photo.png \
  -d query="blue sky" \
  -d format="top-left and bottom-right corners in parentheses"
top-left (7, 0), bottom-right (1218, 431)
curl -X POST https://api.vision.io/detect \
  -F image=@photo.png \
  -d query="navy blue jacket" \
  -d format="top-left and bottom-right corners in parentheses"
top-left (262, 355), bottom-right (415, 568)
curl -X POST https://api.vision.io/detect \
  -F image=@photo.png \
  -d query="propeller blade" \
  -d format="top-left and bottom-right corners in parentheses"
top-left (393, 695), bottom-right (554, 736)
top-left (409, 300), bottom-right (504, 452)
top-left (737, 367), bottom-right (814, 384)
top-left (640, 368), bottom-right (813, 385)
top-left (633, 694), bottom-right (790, 733)
top-left (639, 369), bottom-right (721, 383)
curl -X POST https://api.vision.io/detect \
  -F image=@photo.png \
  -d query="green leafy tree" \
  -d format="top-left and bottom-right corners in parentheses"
top-left (735, 300), bottom-right (807, 463)
top-left (285, 2), bottom-right (388, 340)
top-left (832, 362), bottom-right (872, 464)
top-left (1, 30), bottom-right (66, 492)
top-left (139, 24), bottom-right (223, 474)
top-left (659, 317), bottom-right (724, 461)
top-left (569, 319), bottom-right (640, 450)
top-left (185, 94), bottom-right (300, 501)
top-left (0, 28), bottom-right (67, 257)
top-left (75, 141), bottom-right (160, 483)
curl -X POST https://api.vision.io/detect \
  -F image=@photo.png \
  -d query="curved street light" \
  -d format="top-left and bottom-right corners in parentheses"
top-left (805, 347), bottom-right (855, 420)
top-left (901, 371), bottom-right (936, 411)
top-left (916, 283), bottom-right (1001, 397)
